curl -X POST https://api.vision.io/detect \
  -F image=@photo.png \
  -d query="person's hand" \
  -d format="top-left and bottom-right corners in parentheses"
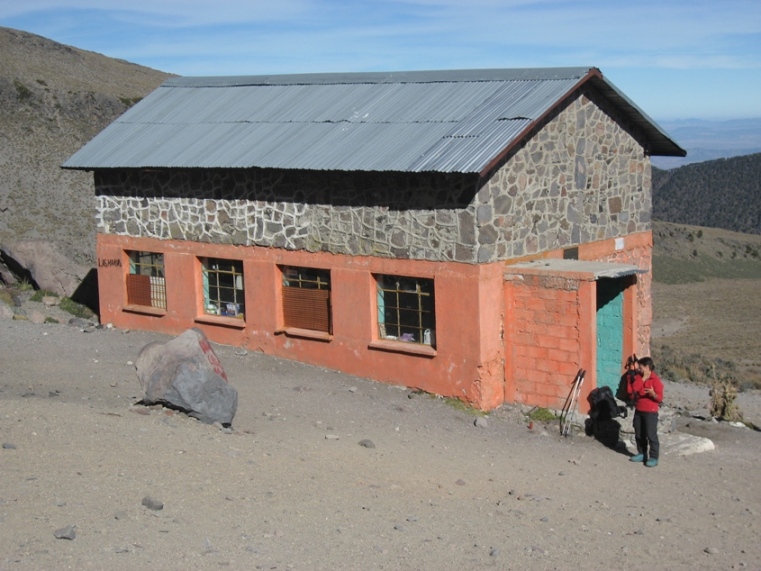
top-left (643, 387), bottom-right (656, 398)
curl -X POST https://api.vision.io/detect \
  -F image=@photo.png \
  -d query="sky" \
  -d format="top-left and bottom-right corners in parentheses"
top-left (1, 0), bottom-right (760, 121)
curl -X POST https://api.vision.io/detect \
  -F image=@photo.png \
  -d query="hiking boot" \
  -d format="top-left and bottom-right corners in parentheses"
top-left (645, 458), bottom-right (659, 468)
top-left (629, 454), bottom-right (644, 463)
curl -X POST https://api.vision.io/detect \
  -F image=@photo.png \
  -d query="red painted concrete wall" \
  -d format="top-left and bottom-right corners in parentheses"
top-left (97, 231), bottom-right (651, 412)
top-left (97, 234), bottom-right (506, 410)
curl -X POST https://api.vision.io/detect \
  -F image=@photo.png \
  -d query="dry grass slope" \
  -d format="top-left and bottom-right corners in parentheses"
top-left (652, 221), bottom-right (761, 390)
top-left (0, 27), bottom-right (172, 264)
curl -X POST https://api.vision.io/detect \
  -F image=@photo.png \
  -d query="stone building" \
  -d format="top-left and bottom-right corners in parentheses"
top-left (64, 67), bottom-right (684, 411)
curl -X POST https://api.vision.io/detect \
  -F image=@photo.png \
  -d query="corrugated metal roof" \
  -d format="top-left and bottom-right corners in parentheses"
top-left (63, 67), bottom-right (685, 174)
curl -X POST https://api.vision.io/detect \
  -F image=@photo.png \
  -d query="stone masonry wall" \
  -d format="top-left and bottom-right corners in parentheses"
top-left (95, 87), bottom-right (651, 264)
top-left (476, 86), bottom-right (651, 263)
top-left (95, 170), bottom-right (480, 263)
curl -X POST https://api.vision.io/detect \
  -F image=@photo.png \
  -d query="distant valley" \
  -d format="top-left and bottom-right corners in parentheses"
top-left (651, 118), bottom-right (761, 170)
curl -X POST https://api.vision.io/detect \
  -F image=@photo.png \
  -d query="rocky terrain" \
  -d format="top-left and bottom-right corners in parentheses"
top-left (0, 26), bottom-right (171, 265)
top-left (1, 315), bottom-right (760, 571)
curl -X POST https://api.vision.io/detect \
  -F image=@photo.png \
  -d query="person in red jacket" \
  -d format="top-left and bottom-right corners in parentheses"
top-left (627, 356), bottom-right (664, 467)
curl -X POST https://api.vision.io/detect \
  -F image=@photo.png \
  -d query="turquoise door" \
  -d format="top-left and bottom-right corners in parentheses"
top-left (596, 278), bottom-right (625, 391)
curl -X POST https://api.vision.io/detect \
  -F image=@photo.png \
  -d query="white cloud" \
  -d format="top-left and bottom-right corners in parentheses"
top-left (2, 0), bottom-right (760, 117)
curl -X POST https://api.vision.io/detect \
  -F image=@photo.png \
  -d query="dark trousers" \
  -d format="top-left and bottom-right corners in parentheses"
top-left (633, 410), bottom-right (659, 460)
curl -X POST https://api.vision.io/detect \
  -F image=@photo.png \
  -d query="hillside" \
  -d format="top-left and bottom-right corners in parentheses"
top-left (0, 27), bottom-right (172, 264)
top-left (650, 221), bottom-right (761, 390)
top-left (652, 220), bottom-right (761, 284)
top-left (652, 152), bottom-right (761, 235)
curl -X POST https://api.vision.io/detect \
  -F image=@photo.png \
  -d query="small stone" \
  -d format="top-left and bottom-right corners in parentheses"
top-left (114, 510), bottom-right (128, 520)
top-left (358, 439), bottom-right (375, 448)
top-left (142, 496), bottom-right (164, 511)
top-left (490, 547), bottom-right (500, 557)
top-left (29, 310), bottom-right (45, 324)
top-left (325, 434), bottom-right (340, 440)
top-left (474, 417), bottom-right (488, 428)
top-left (704, 547), bottom-right (719, 554)
top-left (348, 387), bottom-right (358, 393)
top-left (455, 479), bottom-right (466, 486)
top-left (54, 525), bottom-right (76, 540)
top-left (2, 443), bottom-right (17, 450)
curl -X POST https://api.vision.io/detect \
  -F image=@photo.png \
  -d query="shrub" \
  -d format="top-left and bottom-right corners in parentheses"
top-left (59, 297), bottom-right (94, 319)
top-left (13, 79), bottom-right (32, 101)
top-left (527, 407), bottom-right (557, 422)
top-left (710, 375), bottom-right (743, 422)
top-left (30, 290), bottom-right (59, 302)
top-left (0, 287), bottom-right (13, 305)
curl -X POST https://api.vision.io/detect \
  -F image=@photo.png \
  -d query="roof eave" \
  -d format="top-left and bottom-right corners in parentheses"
top-left (477, 68), bottom-right (686, 178)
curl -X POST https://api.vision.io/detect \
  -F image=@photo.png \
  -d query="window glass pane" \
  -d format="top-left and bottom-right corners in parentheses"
top-left (202, 258), bottom-right (245, 318)
top-left (282, 266), bottom-right (331, 290)
top-left (376, 275), bottom-right (435, 346)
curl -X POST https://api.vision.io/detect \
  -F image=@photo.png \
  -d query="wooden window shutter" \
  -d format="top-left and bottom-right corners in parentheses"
top-left (283, 287), bottom-right (331, 333)
top-left (127, 273), bottom-right (152, 306)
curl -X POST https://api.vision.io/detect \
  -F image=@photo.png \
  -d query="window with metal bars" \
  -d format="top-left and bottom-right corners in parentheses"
top-left (376, 275), bottom-right (435, 346)
top-left (126, 251), bottom-right (166, 309)
top-left (281, 266), bottom-right (331, 333)
top-left (201, 258), bottom-right (245, 318)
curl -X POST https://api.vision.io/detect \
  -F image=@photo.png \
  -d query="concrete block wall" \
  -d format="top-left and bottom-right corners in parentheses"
top-left (506, 273), bottom-right (591, 410)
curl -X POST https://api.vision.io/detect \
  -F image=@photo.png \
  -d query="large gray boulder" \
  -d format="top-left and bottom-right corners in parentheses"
top-left (0, 240), bottom-right (89, 296)
top-left (135, 328), bottom-right (238, 426)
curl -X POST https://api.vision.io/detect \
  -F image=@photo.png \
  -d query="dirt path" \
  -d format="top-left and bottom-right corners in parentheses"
top-left (1, 319), bottom-right (760, 570)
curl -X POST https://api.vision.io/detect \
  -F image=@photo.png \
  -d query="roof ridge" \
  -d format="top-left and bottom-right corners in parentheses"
top-left (163, 67), bottom-right (596, 89)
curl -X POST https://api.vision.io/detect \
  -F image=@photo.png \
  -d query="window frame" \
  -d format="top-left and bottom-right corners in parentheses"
top-left (374, 274), bottom-right (436, 348)
top-left (125, 250), bottom-right (167, 313)
top-left (200, 257), bottom-right (246, 320)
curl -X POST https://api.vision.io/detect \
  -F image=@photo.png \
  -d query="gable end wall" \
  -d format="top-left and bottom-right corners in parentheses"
top-left (475, 86), bottom-right (651, 263)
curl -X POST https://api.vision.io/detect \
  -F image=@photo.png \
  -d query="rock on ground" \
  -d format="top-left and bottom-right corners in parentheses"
top-left (135, 327), bottom-right (238, 425)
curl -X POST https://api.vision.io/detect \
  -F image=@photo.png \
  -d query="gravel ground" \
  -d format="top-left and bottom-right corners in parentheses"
top-left (1, 317), bottom-right (760, 571)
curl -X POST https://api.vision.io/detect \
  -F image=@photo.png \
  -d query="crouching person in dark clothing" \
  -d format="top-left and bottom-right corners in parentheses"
top-left (627, 356), bottom-right (664, 467)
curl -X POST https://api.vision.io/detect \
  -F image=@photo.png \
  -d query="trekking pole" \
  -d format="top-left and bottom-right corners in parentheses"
top-left (561, 369), bottom-right (585, 437)
top-left (559, 371), bottom-right (576, 435)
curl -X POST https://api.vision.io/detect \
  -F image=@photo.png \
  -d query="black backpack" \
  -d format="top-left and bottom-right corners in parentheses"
top-left (588, 386), bottom-right (627, 421)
